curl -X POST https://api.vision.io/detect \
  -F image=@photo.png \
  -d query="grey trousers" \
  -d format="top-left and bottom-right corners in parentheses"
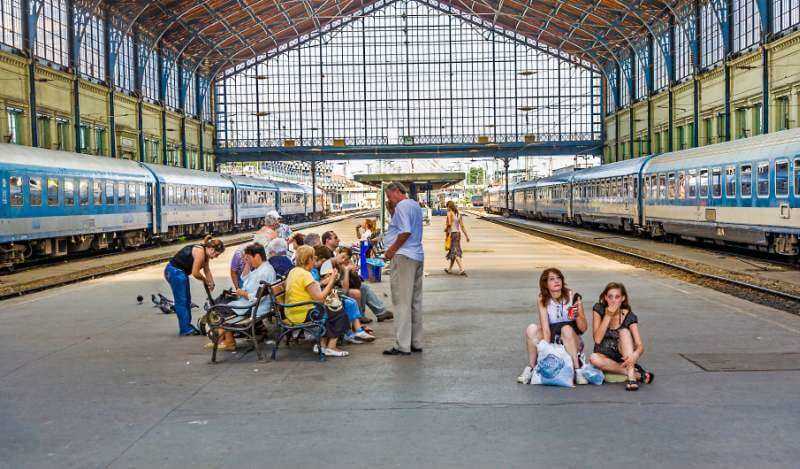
top-left (390, 254), bottom-right (424, 352)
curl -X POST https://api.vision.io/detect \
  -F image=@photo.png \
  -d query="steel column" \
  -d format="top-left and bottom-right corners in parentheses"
top-left (133, 29), bottom-right (145, 162)
top-left (105, 9), bottom-right (116, 158)
top-left (311, 160), bottom-right (317, 216)
top-left (67, 0), bottom-right (81, 152)
top-left (22, 0), bottom-right (41, 148)
top-left (503, 156), bottom-right (509, 214)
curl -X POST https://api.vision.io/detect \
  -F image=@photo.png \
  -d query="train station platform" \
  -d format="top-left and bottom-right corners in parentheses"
top-left (2, 215), bottom-right (799, 467)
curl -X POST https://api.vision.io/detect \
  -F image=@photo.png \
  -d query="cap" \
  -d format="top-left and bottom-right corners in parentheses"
top-left (267, 209), bottom-right (282, 220)
top-left (320, 259), bottom-right (334, 277)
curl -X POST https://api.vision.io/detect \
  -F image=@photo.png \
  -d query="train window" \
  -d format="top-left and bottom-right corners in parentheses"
top-left (643, 176), bottom-right (650, 199)
top-left (29, 176), bottom-right (42, 206)
top-left (9, 176), bottom-right (23, 206)
top-left (711, 168), bottom-right (721, 198)
top-left (138, 184), bottom-right (146, 205)
top-left (678, 172), bottom-right (686, 199)
top-left (756, 162), bottom-right (769, 197)
top-left (699, 169), bottom-right (709, 197)
top-left (93, 180), bottom-right (102, 205)
top-left (105, 180), bottom-right (114, 205)
top-left (47, 178), bottom-right (60, 206)
top-left (203, 188), bottom-right (209, 204)
top-left (740, 164), bottom-right (752, 197)
top-left (116, 181), bottom-right (125, 205)
top-left (775, 160), bottom-right (789, 197)
top-left (795, 159), bottom-right (800, 197)
top-left (725, 167), bottom-right (736, 198)
top-left (64, 179), bottom-right (75, 206)
top-left (167, 185), bottom-right (175, 205)
top-left (688, 170), bottom-right (698, 198)
top-left (79, 179), bottom-right (89, 206)
top-left (650, 175), bottom-right (658, 199)
top-left (128, 183), bottom-right (136, 205)
top-left (176, 186), bottom-right (183, 205)
top-left (658, 174), bottom-right (666, 199)
top-left (668, 173), bottom-right (676, 199)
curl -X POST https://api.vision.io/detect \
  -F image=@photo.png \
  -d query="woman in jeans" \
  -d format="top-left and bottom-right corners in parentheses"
top-left (164, 235), bottom-right (225, 336)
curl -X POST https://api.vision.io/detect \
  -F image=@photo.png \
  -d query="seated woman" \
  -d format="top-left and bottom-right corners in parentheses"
top-left (283, 246), bottom-right (350, 357)
top-left (267, 238), bottom-right (294, 278)
top-left (314, 246), bottom-right (375, 343)
top-left (518, 268), bottom-right (588, 384)
top-left (589, 282), bottom-right (654, 391)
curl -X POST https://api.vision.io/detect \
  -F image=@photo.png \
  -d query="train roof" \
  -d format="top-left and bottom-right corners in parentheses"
top-left (0, 143), bottom-right (154, 180)
top-left (141, 163), bottom-right (234, 188)
top-left (512, 180), bottom-right (538, 191)
top-left (645, 127), bottom-right (800, 173)
top-left (272, 181), bottom-right (307, 193)
top-left (572, 157), bottom-right (649, 182)
top-left (225, 175), bottom-right (279, 191)
top-left (533, 172), bottom-right (573, 187)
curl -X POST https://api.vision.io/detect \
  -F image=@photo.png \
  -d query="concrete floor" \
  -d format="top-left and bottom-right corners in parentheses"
top-left (1, 215), bottom-right (799, 468)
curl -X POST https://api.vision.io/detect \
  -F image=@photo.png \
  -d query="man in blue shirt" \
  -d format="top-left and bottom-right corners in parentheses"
top-left (382, 181), bottom-right (425, 356)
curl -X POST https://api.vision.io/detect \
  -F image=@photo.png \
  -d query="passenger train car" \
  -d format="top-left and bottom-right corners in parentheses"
top-left (484, 127), bottom-right (800, 257)
top-left (0, 144), bottom-right (333, 268)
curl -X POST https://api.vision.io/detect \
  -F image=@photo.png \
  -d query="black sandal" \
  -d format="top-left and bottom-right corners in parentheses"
top-left (635, 364), bottom-right (654, 385)
top-left (625, 380), bottom-right (640, 391)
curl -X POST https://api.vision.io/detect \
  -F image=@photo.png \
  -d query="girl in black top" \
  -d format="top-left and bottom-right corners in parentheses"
top-left (589, 282), bottom-right (654, 391)
top-left (164, 235), bottom-right (225, 336)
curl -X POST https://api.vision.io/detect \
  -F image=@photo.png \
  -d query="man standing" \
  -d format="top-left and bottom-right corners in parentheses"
top-left (382, 182), bottom-right (424, 356)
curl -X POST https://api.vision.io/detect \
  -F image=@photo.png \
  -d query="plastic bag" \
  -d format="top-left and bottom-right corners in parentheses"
top-left (533, 340), bottom-right (574, 388)
top-left (577, 363), bottom-right (604, 385)
top-left (444, 233), bottom-right (451, 251)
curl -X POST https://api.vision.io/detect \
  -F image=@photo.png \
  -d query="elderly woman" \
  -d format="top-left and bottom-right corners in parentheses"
top-left (265, 210), bottom-right (293, 240)
top-left (284, 245), bottom-right (350, 357)
top-left (267, 237), bottom-right (294, 277)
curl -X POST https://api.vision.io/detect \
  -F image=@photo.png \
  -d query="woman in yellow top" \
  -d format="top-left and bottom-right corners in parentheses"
top-left (284, 245), bottom-right (350, 357)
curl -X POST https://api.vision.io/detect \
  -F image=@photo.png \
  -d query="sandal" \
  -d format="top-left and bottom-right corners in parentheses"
top-left (625, 380), bottom-right (640, 391)
top-left (635, 364), bottom-right (654, 385)
top-left (459, 271), bottom-right (468, 277)
top-left (443, 268), bottom-right (451, 274)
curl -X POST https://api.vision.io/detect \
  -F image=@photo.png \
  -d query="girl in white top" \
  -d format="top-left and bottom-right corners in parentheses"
top-left (443, 201), bottom-right (470, 276)
top-left (518, 267), bottom-right (588, 384)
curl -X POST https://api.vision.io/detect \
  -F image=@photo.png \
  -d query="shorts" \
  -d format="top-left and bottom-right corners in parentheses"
top-left (549, 321), bottom-right (578, 343)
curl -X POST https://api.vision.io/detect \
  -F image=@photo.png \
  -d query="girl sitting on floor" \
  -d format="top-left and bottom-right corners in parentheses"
top-left (589, 282), bottom-right (654, 391)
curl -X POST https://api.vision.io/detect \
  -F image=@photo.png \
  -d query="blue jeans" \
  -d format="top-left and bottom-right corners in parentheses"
top-left (164, 263), bottom-right (194, 335)
top-left (360, 283), bottom-right (386, 315)
top-left (342, 296), bottom-right (363, 324)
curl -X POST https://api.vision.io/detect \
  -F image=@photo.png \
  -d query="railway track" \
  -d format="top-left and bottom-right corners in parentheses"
top-left (0, 210), bottom-right (376, 300)
top-left (471, 211), bottom-right (800, 314)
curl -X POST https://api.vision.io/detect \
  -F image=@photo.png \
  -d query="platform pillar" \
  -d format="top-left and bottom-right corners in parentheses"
top-left (503, 157), bottom-right (510, 215)
top-left (311, 160), bottom-right (317, 218)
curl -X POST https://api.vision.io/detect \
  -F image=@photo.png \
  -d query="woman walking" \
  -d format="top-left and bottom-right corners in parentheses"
top-left (164, 235), bottom-right (225, 336)
top-left (444, 200), bottom-right (470, 276)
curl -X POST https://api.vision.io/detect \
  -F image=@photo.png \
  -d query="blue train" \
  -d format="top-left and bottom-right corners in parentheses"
top-left (0, 144), bottom-right (330, 268)
top-left (485, 127), bottom-right (800, 257)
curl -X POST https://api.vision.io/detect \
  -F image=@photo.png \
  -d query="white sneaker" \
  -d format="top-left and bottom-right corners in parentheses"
top-left (354, 330), bottom-right (376, 342)
top-left (344, 334), bottom-right (364, 344)
top-left (313, 344), bottom-right (320, 354)
top-left (517, 366), bottom-right (534, 384)
top-left (575, 372), bottom-right (588, 385)
top-left (323, 348), bottom-right (350, 357)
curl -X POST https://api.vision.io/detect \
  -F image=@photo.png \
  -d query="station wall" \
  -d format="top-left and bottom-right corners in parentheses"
top-left (0, 49), bottom-right (215, 171)
top-left (604, 29), bottom-right (800, 163)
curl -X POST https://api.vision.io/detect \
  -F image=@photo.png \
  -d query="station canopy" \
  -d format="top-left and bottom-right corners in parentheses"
top-left (116, 0), bottom-right (671, 77)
